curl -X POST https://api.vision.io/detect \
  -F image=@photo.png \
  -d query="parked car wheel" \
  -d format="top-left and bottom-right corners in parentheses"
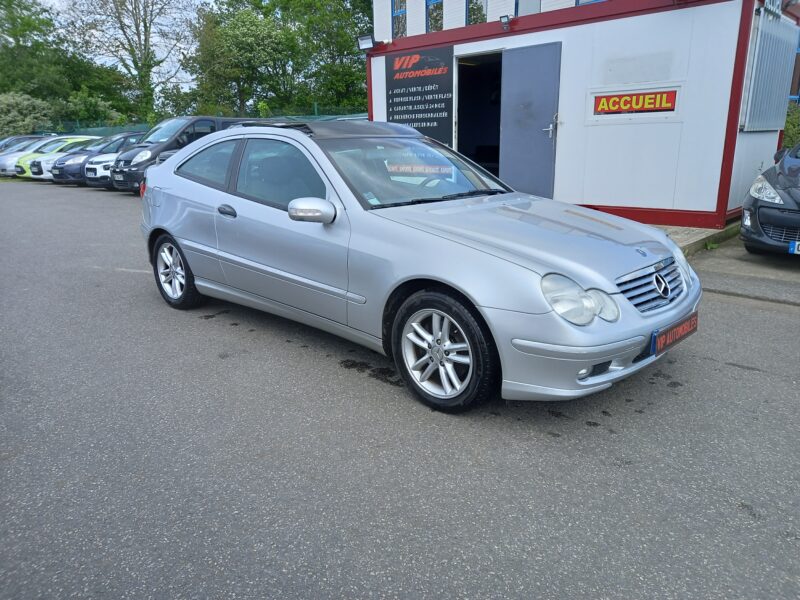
top-left (392, 290), bottom-right (498, 412)
top-left (152, 234), bottom-right (203, 309)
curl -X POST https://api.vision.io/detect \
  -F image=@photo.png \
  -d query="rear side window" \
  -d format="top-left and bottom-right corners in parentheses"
top-left (176, 140), bottom-right (238, 189)
top-left (234, 139), bottom-right (326, 210)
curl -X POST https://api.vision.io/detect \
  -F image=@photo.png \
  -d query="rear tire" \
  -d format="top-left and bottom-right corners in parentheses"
top-left (152, 234), bottom-right (204, 309)
top-left (392, 290), bottom-right (499, 413)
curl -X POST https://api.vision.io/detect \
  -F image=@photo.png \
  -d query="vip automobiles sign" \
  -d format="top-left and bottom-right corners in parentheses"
top-left (385, 47), bottom-right (454, 146)
top-left (594, 91), bottom-right (678, 115)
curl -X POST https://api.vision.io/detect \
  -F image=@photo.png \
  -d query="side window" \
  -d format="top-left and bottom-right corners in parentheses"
top-left (234, 139), bottom-right (326, 210)
top-left (176, 140), bottom-right (238, 189)
top-left (192, 120), bottom-right (216, 142)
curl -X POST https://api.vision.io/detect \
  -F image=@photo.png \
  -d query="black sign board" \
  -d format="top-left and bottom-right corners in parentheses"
top-left (385, 46), bottom-right (454, 146)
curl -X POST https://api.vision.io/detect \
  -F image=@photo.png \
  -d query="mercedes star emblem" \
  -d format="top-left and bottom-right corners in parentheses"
top-left (653, 273), bottom-right (671, 299)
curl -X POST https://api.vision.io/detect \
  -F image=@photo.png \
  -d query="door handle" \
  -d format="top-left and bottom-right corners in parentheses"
top-left (542, 123), bottom-right (554, 139)
top-left (217, 204), bottom-right (237, 218)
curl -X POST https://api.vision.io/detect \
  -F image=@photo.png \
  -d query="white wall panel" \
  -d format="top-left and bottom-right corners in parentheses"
top-left (371, 57), bottom-right (387, 121)
top-left (541, 0), bottom-right (573, 12)
top-left (407, 0), bottom-right (427, 35)
top-left (728, 131), bottom-right (779, 210)
top-left (444, 0), bottom-right (467, 29)
top-left (487, 0), bottom-right (515, 21)
top-left (450, 1), bottom-right (741, 212)
top-left (374, 0), bottom-right (392, 41)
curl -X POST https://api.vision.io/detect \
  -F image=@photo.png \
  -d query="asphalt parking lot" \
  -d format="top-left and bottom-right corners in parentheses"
top-left (1, 181), bottom-right (799, 599)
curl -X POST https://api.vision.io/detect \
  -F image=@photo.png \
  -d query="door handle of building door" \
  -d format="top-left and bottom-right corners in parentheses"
top-left (542, 123), bottom-right (554, 139)
top-left (217, 204), bottom-right (237, 218)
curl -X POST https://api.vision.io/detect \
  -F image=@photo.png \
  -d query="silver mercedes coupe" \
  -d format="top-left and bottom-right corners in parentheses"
top-left (140, 120), bottom-right (701, 412)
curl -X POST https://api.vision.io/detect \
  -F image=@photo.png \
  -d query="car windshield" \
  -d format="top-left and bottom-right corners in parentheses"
top-left (84, 137), bottom-right (115, 152)
top-left (59, 140), bottom-right (92, 153)
top-left (140, 118), bottom-right (191, 144)
top-left (317, 137), bottom-right (510, 209)
top-left (37, 139), bottom-right (71, 153)
top-left (6, 139), bottom-right (37, 152)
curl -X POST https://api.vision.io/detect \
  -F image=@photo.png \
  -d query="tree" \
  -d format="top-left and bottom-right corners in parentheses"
top-left (66, 0), bottom-right (196, 116)
top-left (0, 0), bottom-right (137, 119)
top-left (0, 92), bottom-right (53, 136)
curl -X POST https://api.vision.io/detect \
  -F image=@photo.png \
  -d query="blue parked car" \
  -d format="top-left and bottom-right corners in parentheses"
top-left (51, 132), bottom-right (143, 185)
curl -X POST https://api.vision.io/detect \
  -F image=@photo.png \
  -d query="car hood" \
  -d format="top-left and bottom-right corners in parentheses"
top-left (768, 158), bottom-right (800, 208)
top-left (41, 151), bottom-right (70, 164)
top-left (88, 152), bottom-right (119, 164)
top-left (0, 150), bottom-right (29, 165)
top-left (375, 193), bottom-right (676, 292)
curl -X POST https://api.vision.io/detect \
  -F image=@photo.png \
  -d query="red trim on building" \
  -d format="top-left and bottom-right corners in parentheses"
top-left (366, 54), bottom-right (373, 121)
top-left (369, 0), bottom-right (732, 57)
top-left (584, 205), bottom-right (728, 229)
top-left (713, 0), bottom-right (756, 229)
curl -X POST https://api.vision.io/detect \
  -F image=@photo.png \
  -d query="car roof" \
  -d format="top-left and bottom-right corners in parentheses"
top-left (233, 120), bottom-right (422, 140)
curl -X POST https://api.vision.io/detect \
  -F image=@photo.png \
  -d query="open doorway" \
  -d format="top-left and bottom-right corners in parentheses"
top-left (457, 53), bottom-right (502, 176)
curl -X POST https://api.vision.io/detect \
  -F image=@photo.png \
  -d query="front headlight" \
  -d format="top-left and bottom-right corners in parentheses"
top-left (65, 155), bottom-right (86, 165)
top-left (749, 175), bottom-right (783, 204)
top-left (541, 274), bottom-right (620, 326)
top-left (131, 150), bottom-right (152, 165)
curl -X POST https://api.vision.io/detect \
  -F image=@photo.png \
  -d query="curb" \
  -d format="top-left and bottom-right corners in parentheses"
top-left (680, 222), bottom-right (741, 257)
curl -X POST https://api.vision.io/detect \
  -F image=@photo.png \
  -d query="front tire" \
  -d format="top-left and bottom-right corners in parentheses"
top-left (392, 290), bottom-right (499, 412)
top-left (152, 234), bottom-right (203, 309)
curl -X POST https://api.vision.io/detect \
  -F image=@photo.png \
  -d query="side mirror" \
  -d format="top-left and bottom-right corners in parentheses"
top-left (774, 148), bottom-right (789, 163)
top-left (288, 197), bottom-right (336, 224)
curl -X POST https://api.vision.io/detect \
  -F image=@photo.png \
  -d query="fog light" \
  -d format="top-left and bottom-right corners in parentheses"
top-left (577, 368), bottom-right (591, 380)
top-left (742, 210), bottom-right (751, 228)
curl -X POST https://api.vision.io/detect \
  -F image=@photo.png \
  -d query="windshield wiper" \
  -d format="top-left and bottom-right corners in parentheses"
top-left (370, 189), bottom-right (507, 210)
top-left (370, 197), bottom-right (450, 209)
top-left (440, 189), bottom-right (507, 200)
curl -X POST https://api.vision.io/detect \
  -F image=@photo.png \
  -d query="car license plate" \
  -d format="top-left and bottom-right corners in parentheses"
top-left (113, 174), bottom-right (123, 181)
top-left (650, 312), bottom-right (698, 356)
top-left (789, 241), bottom-right (800, 255)
top-left (52, 168), bottom-right (61, 174)
top-left (86, 168), bottom-right (96, 177)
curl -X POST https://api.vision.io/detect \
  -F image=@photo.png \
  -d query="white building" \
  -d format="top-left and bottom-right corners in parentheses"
top-left (366, 0), bottom-right (798, 228)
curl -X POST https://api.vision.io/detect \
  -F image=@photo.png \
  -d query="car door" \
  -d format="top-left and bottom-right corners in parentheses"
top-left (214, 136), bottom-right (350, 324)
top-left (161, 138), bottom-right (242, 283)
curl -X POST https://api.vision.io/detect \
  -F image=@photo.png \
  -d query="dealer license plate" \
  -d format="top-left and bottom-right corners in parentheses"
top-left (789, 241), bottom-right (800, 255)
top-left (650, 312), bottom-right (698, 356)
top-left (51, 168), bottom-right (61, 174)
top-left (113, 174), bottom-right (123, 181)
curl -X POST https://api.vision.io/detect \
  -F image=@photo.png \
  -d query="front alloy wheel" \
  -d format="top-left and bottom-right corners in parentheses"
top-left (392, 290), bottom-right (499, 412)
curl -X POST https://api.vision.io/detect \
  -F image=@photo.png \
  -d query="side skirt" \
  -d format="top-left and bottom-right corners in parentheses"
top-left (194, 278), bottom-right (386, 356)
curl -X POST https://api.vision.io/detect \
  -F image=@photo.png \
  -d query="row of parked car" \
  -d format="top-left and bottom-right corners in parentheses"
top-left (0, 116), bottom-right (279, 193)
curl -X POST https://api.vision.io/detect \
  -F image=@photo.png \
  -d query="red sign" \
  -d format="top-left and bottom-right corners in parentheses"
top-left (594, 91), bottom-right (677, 115)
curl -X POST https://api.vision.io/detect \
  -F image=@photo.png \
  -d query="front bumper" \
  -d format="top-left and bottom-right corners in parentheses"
top-left (740, 199), bottom-right (800, 253)
top-left (52, 163), bottom-right (85, 183)
top-left (483, 272), bottom-right (703, 401)
top-left (110, 165), bottom-right (144, 191)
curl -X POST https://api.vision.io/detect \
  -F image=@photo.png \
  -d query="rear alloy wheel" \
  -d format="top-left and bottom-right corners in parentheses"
top-left (152, 234), bottom-right (203, 309)
top-left (393, 291), bottom-right (498, 412)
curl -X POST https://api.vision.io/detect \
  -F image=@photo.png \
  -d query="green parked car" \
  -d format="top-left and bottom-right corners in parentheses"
top-left (14, 136), bottom-right (97, 178)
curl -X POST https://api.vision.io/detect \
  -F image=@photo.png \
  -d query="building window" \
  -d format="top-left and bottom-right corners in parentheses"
top-left (427, 0), bottom-right (443, 32)
top-left (467, 0), bottom-right (487, 25)
top-left (392, 0), bottom-right (406, 39)
top-left (518, 0), bottom-right (541, 17)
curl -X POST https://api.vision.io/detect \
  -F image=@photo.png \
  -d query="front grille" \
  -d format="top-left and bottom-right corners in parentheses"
top-left (616, 257), bottom-right (684, 313)
top-left (30, 161), bottom-right (42, 175)
top-left (762, 223), bottom-right (800, 243)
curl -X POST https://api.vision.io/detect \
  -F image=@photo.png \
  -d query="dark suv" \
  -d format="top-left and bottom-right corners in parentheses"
top-left (111, 117), bottom-right (267, 193)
